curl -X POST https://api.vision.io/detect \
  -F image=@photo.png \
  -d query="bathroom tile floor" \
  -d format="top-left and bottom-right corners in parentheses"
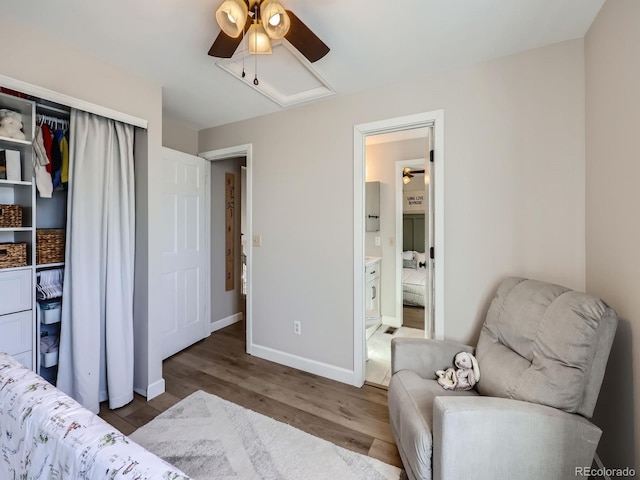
top-left (365, 324), bottom-right (425, 386)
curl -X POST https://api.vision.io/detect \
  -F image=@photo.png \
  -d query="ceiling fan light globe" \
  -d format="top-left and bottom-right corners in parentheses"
top-left (261, 0), bottom-right (290, 39)
top-left (216, 0), bottom-right (248, 38)
top-left (248, 23), bottom-right (273, 54)
top-left (402, 175), bottom-right (411, 185)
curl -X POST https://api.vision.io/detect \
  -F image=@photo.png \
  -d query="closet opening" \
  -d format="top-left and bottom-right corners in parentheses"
top-left (0, 80), bottom-right (149, 413)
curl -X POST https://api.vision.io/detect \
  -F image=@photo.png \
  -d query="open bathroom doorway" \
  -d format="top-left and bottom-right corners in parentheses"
top-left (354, 110), bottom-right (443, 389)
top-left (363, 130), bottom-right (429, 386)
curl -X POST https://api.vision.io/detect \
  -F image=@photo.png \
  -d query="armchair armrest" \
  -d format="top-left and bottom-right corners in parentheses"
top-left (391, 338), bottom-right (474, 379)
top-left (432, 396), bottom-right (602, 480)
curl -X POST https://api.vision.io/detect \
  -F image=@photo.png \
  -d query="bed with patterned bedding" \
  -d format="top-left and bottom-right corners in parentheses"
top-left (0, 352), bottom-right (191, 480)
top-left (402, 250), bottom-right (427, 307)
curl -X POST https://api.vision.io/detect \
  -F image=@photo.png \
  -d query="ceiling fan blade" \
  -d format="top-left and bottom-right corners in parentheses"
top-left (208, 16), bottom-right (251, 58)
top-left (284, 10), bottom-right (330, 63)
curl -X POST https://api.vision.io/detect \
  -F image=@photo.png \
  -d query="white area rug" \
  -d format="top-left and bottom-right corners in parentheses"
top-left (130, 390), bottom-right (404, 480)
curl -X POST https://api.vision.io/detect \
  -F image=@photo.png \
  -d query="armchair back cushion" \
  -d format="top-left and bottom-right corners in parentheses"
top-left (476, 277), bottom-right (617, 418)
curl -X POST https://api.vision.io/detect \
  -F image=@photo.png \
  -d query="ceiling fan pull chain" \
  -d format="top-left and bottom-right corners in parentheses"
top-left (254, 52), bottom-right (259, 85)
top-left (241, 25), bottom-right (246, 78)
top-left (253, 4), bottom-right (259, 85)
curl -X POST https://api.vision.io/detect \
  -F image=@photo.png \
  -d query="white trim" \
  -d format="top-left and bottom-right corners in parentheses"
top-left (354, 110), bottom-right (445, 387)
top-left (432, 116), bottom-right (445, 341)
top-left (210, 312), bottom-right (243, 333)
top-left (353, 127), bottom-right (366, 387)
top-left (141, 378), bottom-right (166, 401)
top-left (203, 163), bottom-right (212, 341)
top-left (251, 344), bottom-right (355, 385)
top-left (216, 42), bottom-right (335, 108)
top-left (382, 315), bottom-right (399, 328)
top-left (200, 144), bottom-right (252, 161)
top-left (0, 74), bottom-right (148, 129)
top-left (395, 158), bottom-right (426, 332)
top-left (200, 144), bottom-right (253, 354)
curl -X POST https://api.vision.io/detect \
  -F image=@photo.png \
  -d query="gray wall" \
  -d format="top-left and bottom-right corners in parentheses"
top-left (162, 114), bottom-right (198, 156)
top-left (199, 38), bottom-right (586, 377)
top-left (586, 0), bottom-right (639, 470)
top-left (210, 158), bottom-right (245, 325)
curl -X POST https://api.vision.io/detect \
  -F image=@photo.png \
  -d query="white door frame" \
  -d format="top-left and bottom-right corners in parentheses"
top-left (353, 111), bottom-right (444, 386)
top-left (395, 158), bottom-right (426, 331)
top-left (199, 144), bottom-right (253, 354)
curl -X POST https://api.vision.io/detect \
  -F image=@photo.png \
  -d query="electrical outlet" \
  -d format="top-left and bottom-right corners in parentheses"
top-left (294, 321), bottom-right (301, 335)
top-left (374, 236), bottom-right (381, 246)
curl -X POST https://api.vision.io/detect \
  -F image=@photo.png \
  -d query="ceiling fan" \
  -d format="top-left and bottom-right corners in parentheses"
top-left (402, 167), bottom-right (425, 185)
top-left (208, 0), bottom-right (330, 63)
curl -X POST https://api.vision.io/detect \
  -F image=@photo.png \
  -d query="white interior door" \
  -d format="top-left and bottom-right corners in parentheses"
top-left (160, 147), bottom-right (209, 359)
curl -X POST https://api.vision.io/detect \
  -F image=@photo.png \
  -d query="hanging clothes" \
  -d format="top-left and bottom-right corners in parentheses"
top-left (60, 132), bottom-right (69, 185)
top-left (51, 129), bottom-right (64, 188)
top-left (41, 124), bottom-right (53, 175)
top-left (32, 125), bottom-right (53, 198)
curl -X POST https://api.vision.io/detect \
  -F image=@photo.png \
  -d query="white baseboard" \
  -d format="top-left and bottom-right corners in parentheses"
top-left (383, 315), bottom-right (400, 328)
top-left (210, 312), bottom-right (243, 333)
top-left (137, 378), bottom-right (165, 400)
top-left (250, 343), bottom-right (355, 385)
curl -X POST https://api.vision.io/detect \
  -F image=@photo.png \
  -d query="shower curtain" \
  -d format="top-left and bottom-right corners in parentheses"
top-left (57, 109), bottom-right (135, 414)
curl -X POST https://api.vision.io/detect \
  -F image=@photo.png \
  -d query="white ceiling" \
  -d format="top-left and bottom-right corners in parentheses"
top-left (2, 0), bottom-right (605, 130)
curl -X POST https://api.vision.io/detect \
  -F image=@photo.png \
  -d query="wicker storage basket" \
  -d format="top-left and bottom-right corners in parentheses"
top-left (36, 229), bottom-right (65, 265)
top-left (0, 242), bottom-right (27, 269)
top-left (0, 204), bottom-right (22, 228)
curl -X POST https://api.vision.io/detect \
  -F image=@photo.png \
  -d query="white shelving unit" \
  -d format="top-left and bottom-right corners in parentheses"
top-left (0, 91), bottom-right (36, 370)
top-left (0, 90), bottom-right (69, 385)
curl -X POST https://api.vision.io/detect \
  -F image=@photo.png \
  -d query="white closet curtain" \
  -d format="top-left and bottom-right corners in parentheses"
top-left (57, 109), bottom-right (135, 414)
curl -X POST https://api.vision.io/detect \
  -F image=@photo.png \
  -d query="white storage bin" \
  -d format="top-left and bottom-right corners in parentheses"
top-left (39, 301), bottom-right (61, 324)
top-left (41, 349), bottom-right (58, 368)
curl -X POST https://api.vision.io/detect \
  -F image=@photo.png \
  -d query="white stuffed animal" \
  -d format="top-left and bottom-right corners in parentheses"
top-left (0, 109), bottom-right (23, 122)
top-left (436, 351), bottom-right (480, 391)
top-left (0, 116), bottom-right (25, 140)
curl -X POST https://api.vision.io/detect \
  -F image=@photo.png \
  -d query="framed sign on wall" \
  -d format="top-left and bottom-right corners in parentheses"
top-left (225, 172), bottom-right (235, 291)
top-left (403, 191), bottom-right (425, 213)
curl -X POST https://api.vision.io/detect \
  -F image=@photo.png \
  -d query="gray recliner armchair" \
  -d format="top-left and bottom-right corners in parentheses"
top-left (388, 277), bottom-right (618, 480)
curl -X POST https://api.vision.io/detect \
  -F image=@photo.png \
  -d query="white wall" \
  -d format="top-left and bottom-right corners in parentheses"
top-left (585, 0), bottom-right (639, 470)
top-left (199, 38), bottom-right (586, 379)
top-left (365, 138), bottom-right (427, 323)
top-left (0, 17), bottom-right (165, 398)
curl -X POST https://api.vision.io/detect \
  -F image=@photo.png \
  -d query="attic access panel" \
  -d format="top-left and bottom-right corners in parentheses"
top-left (216, 41), bottom-right (334, 108)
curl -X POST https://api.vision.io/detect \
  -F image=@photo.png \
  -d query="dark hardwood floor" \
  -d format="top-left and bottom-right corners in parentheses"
top-left (98, 320), bottom-right (403, 469)
top-left (402, 305), bottom-right (425, 330)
